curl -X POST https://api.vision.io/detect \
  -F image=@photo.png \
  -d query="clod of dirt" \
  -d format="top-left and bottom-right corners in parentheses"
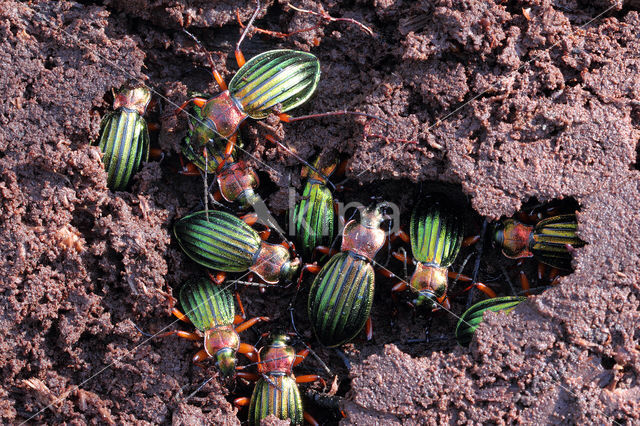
top-left (0, 1), bottom-right (234, 423)
top-left (104, 0), bottom-right (273, 29)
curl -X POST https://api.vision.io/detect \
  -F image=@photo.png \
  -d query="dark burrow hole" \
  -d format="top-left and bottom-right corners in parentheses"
top-left (601, 355), bottom-right (616, 370)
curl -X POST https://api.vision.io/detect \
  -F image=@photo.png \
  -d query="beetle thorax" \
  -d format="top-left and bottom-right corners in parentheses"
top-left (258, 344), bottom-right (296, 375)
top-left (204, 325), bottom-right (240, 357)
top-left (113, 84), bottom-right (151, 115)
top-left (497, 219), bottom-right (534, 259)
top-left (341, 219), bottom-right (386, 260)
top-left (202, 91), bottom-right (248, 138)
top-left (410, 263), bottom-right (448, 298)
top-left (250, 242), bottom-right (291, 284)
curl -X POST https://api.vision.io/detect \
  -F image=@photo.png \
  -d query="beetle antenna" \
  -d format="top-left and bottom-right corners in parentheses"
top-left (383, 218), bottom-right (392, 267)
top-left (229, 280), bottom-right (269, 289)
top-left (333, 348), bottom-right (351, 371)
top-left (302, 340), bottom-right (332, 375)
top-left (285, 301), bottom-right (333, 375)
top-left (262, 133), bottom-right (333, 186)
top-left (284, 110), bottom-right (392, 127)
top-left (516, 285), bottom-right (549, 295)
top-left (241, 355), bottom-right (289, 369)
top-left (499, 263), bottom-right (518, 296)
top-left (237, 0), bottom-right (262, 54)
top-left (394, 247), bottom-right (409, 279)
top-left (449, 251), bottom-right (474, 291)
top-left (203, 156), bottom-right (210, 220)
top-left (288, 297), bottom-right (301, 337)
top-left (182, 29), bottom-right (220, 84)
top-left (183, 376), bottom-right (216, 402)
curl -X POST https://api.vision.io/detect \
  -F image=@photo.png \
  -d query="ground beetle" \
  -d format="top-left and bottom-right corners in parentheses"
top-left (305, 203), bottom-right (389, 347)
top-left (94, 82), bottom-right (150, 190)
top-left (182, 123), bottom-right (260, 209)
top-left (174, 210), bottom-right (300, 285)
top-left (392, 194), bottom-right (496, 310)
top-left (291, 157), bottom-right (338, 259)
top-left (234, 333), bottom-right (324, 425)
top-left (173, 22), bottom-right (321, 172)
top-left (493, 214), bottom-right (585, 270)
top-left (180, 95), bottom-right (237, 175)
top-left (180, 95), bottom-right (328, 211)
top-left (172, 1), bottom-right (387, 173)
top-left (160, 277), bottom-right (267, 379)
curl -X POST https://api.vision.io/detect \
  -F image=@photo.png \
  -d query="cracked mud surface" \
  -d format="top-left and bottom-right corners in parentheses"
top-left (1, 0), bottom-right (638, 424)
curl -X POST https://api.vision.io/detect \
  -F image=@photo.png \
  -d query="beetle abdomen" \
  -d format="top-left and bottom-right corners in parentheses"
top-left (455, 296), bottom-right (526, 346)
top-left (96, 110), bottom-right (149, 191)
top-left (293, 181), bottom-right (335, 258)
top-left (179, 278), bottom-right (235, 330)
top-left (410, 194), bottom-right (463, 268)
top-left (308, 252), bottom-right (374, 347)
top-left (174, 210), bottom-right (261, 271)
top-left (229, 50), bottom-right (321, 119)
top-left (532, 214), bottom-right (584, 269)
top-left (248, 375), bottom-right (303, 426)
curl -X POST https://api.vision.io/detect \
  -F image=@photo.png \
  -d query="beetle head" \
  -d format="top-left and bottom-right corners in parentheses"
top-left (281, 256), bottom-right (301, 282)
top-left (215, 348), bottom-right (237, 380)
top-left (413, 290), bottom-right (439, 309)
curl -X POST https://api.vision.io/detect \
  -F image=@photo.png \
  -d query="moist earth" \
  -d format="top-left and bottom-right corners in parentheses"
top-left (0, 0), bottom-right (639, 424)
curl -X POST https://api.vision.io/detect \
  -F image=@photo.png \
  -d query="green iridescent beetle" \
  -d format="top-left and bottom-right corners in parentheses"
top-left (291, 157), bottom-right (337, 259)
top-left (94, 82), bottom-right (150, 191)
top-left (174, 48), bottom-right (321, 171)
top-left (493, 214), bottom-right (585, 270)
top-left (455, 296), bottom-right (526, 346)
top-left (307, 203), bottom-right (389, 347)
top-left (234, 333), bottom-right (323, 425)
top-left (392, 193), bottom-right (496, 309)
top-left (163, 277), bottom-right (267, 379)
top-left (173, 210), bottom-right (300, 285)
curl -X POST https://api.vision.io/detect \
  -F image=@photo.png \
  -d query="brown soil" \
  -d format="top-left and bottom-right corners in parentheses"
top-left (1, 0), bottom-right (638, 424)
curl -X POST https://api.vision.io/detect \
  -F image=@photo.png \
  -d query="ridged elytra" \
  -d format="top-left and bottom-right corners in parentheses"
top-left (94, 83), bottom-right (150, 191)
top-left (307, 252), bottom-right (375, 347)
top-left (531, 214), bottom-right (584, 270)
top-left (494, 214), bottom-right (585, 270)
top-left (406, 193), bottom-right (464, 307)
top-left (183, 49), bottom-right (321, 143)
top-left (410, 194), bottom-right (464, 269)
top-left (228, 49), bottom-right (320, 119)
top-left (179, 278), bottom-right (235, 331)
top-left (455, 296), bottom-right (526, 346)
top-left (174, 210), bottom-right (261, 273)
top-left (248, 375), bottom-right (303, 426)
top-left (307, 204), bottom-right (387, 347)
